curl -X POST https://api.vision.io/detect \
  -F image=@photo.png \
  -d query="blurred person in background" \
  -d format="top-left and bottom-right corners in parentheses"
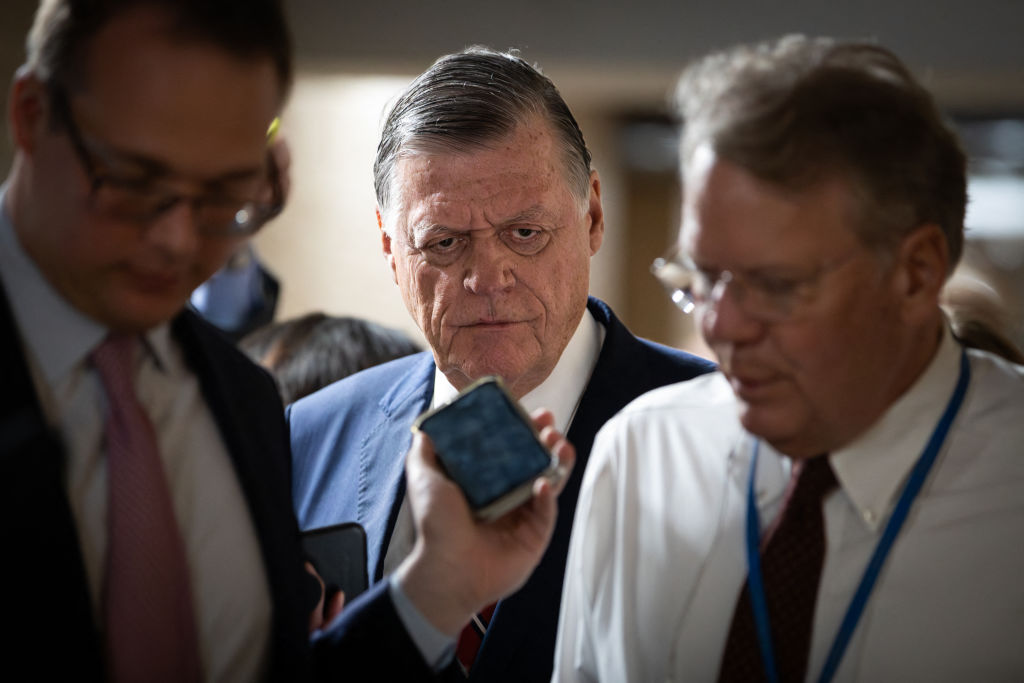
top-left (241, 312), bottom-right (422, 404)
top-left (941, 271), bottom-right (1024, 363)
top-left (555, 35), bottom-right (1024, 681)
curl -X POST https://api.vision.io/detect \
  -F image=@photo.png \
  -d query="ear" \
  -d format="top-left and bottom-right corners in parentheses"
top-left (892, 222), bottom-right (949, 323)
top-left (377, 206), bottom-right (399, 285)
top-left (586, 169), bottom-right (604, 255)
top-left (9, 69), bottom-right (50, 155)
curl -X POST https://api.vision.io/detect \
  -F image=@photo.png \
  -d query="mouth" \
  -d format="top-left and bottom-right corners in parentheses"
top-left (124, 267), bottom-right (185, 294)
top-left (461, 317), bottom-right (524, 329)
top-left (727, 370), bottom-right (784, 402)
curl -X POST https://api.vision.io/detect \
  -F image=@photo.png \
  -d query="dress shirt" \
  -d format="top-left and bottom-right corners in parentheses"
top-left (381, 307), bottom-right (604, 665)
top-left (0, 189), bottom-right (273, 683)
top-left (554, 327), bottom-right (1024, 682)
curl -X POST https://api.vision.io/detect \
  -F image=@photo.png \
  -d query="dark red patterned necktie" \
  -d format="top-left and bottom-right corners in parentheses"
top-left (455, 601), bottom-right (497, 675)
top-left (718, 455), bottom-right (838, 683)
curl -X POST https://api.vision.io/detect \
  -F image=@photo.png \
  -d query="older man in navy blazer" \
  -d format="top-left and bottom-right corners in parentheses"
top-left (289, 47), bottom-right (714, 682)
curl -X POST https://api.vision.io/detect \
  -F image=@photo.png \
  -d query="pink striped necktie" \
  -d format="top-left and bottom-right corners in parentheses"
top-left (92, 334), bottom-right (202, 683)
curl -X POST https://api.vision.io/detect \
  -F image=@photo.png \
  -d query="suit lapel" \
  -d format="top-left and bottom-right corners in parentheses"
top-left (359, 354), bottom-right (435, 581)
top-left (0, 282), bottom-right (104, 680)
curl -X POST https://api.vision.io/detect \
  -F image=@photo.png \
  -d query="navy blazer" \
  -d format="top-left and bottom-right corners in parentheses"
top-left (289, 297), bottom-right (715, 682)
top-left (0, 282), bottom-right (440, 681)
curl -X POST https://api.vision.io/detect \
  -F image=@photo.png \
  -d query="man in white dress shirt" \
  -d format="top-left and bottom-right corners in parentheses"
top-left (554, 35), bottom-right (1024, 682)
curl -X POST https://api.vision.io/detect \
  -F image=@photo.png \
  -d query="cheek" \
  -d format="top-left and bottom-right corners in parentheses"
top-left (531, 241), bottom-right (589, 308)
top-left (400, 261), bottom-right (450, 327)
top-left (197, 240), bottom-right (243, 278)
top-left (775, 300), bottom-right (895, 408)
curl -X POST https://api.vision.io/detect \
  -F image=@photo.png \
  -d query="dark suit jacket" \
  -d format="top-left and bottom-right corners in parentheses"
top-left (0, 284), bottom-right (438, 682)
top-left (289, 297), bottom-right (715, 682)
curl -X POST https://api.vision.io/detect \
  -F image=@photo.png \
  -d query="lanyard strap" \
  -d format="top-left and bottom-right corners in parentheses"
top-left (745, 349), bottom-right (971, 683)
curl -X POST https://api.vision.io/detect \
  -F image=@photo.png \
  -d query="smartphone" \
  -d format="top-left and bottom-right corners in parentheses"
top-left (301, 522), bottom-right (369, 605)
top-left (413, 376), bottom-right (559, 521)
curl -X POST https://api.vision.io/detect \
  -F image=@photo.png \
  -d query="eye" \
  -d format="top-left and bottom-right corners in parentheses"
top-left (101, 173), bottom-right (162, 195)
top-left (430, 236), bottom-right (459, 252)
top-left (750, 273), bottom-right (803, 299)
top-left (502, 226), bottom-right (549, 255)
top-left (416, 233), bottom-right (466, 266)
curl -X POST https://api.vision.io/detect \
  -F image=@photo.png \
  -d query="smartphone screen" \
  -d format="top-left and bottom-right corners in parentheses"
top-left (414, 376), bottom-right (557, 519)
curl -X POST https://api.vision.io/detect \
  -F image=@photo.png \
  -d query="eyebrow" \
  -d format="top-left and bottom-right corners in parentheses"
top-left (408, 204), bottom-right (556, 236)
top-left (90, 140), bottom-right (266, 186)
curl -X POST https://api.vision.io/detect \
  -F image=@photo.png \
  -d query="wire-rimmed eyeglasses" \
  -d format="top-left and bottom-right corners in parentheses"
top-left (49, 84), bottom-right (283, 238)
top-left (651, 244), bottom-right (859, 322)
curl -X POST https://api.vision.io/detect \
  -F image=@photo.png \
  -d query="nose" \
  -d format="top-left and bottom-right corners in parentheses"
top-left (699, 277), bottom-right (765, 348)
top-left (463, 237), bottom-right (515, 296)
top-left (145, 199), bottom-right (202, 261)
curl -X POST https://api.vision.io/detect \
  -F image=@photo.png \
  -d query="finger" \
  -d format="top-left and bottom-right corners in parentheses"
top-left (530, 408), bottom-right (556, 432)
top-left (305, 561), bottom-right (326, 633)
top-left (539, 432), bottom-right (575, 496)
top-left (527, 473), bottom-right (560, 535)
top-left (406, 431), bottom-right (465, 514)
top-left (324, 590), bottom-right (346, 628)
top-left (405, 431), bottom-right (432, 483)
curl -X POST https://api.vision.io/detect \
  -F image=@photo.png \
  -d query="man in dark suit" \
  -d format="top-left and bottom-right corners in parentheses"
top-left (289, 47), bottom-right (715, 682)
top-left (2, 3), bottom-right (571, 680)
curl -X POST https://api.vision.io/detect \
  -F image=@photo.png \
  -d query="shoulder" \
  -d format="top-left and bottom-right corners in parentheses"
top-left (950, 348), bottom-right (1024, 460)
top-left (600, 372), bottom-right (738, 454)
top-left (585, 372), bottom-right (739, 505)
top-left (630, 334), bottom-right (716, 376)
top-left (965, 347), bottom-right (1024, 408)
top-left (287, 351), bottom-right (434, 434)
top-left (172, 308), bottom-right (280, 400)
top-left (291, 351), bottom-right (433, 409)
top-left (588, 297), bottom-right (716, 381)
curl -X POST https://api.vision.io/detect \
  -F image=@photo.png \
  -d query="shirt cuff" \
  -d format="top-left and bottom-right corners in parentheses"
top-left (387, 574), bottom-right (456, 672)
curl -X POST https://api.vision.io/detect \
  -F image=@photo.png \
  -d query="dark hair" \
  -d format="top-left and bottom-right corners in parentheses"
top-left (675, 35), bottom-right (967, 270)
top-left (240, 313), bottom-right (423, 404)
top-left (373, 46), bottom-right (592, 215)
top-left (26, 0), bottom-right (292, 97)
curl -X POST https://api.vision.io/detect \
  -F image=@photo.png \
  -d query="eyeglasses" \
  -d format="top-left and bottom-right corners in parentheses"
top-left (49, 85), bottom-right (283, 237)
top-left (651, 244), bottom-right (858, 322)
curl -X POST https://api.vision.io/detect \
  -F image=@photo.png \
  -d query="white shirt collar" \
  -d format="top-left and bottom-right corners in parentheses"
top-left (431, 307), bottom-right (604, 433)
top-left (830, 324), bottom-right (962, 531)
top-left (0, 184), bottom-right (171, 389)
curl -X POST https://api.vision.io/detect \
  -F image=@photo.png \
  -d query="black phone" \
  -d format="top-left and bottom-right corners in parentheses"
top-left (413, 376), bottom-right (559, 521)
top-left (301, 522), bottom-right (369, 605)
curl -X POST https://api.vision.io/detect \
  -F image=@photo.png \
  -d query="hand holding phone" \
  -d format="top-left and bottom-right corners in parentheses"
top-left (396, 405), bottom-right (574, 636)
top-left (413, 376), bottom-right (559, 521)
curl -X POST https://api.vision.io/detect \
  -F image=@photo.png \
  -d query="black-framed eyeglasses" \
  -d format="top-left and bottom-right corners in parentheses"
top-left (48, 84), bottom-right (283, 237)
top-left (651, 243), bottom-right (859, 322)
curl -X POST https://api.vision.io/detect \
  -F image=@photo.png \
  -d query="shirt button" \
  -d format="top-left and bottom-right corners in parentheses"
top-left (863, 509), bottom-right (877, 524)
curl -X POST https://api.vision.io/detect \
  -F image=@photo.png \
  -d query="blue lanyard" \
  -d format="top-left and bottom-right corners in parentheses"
top-left (744, 349), bottom-right (971, 683)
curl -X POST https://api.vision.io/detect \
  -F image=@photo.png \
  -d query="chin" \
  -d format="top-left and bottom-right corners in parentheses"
top-left (101, 298), bottom-right (186, 333)
top-left (738, 403), bottom-right (797, 444)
